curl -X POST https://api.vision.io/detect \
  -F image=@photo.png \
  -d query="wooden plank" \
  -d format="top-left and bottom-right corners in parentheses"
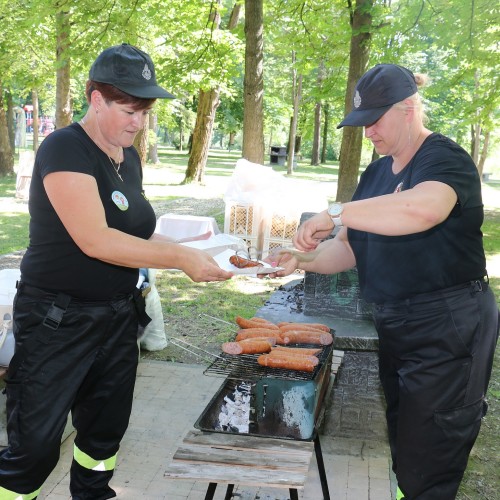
top-left (182, 430), bottom-right (314, 454)
top-left (165, 461), bottom-right (307, 488)
top-left (172, 445), bottom-right (310, 471)
top-left (165, 429), bottom-right (314, 489)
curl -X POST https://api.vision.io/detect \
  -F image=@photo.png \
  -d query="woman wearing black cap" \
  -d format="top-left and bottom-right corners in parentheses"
top-left (271, 64), bottom-right (499, 500)
top-left (0, 44), bottom-right (232, 499)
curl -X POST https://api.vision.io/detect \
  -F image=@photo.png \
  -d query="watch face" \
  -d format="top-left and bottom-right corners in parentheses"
top-left (328, 203), bottom-right (343, 217)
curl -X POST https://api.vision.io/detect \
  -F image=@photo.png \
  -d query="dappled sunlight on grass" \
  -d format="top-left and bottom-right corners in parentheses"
top-left (483, 217), bottom-right (500, 279)
top-left (156, 270), bottom-right (283, 322)
top-left (0, 212), bottom-right (29, 254)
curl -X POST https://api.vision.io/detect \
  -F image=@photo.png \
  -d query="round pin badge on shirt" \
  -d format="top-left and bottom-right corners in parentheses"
top-left (111, 191), bottom-right (129, 211)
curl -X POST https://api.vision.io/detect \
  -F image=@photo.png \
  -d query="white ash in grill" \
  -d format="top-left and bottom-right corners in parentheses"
top-left (216, 381), bottom-right (252, 433)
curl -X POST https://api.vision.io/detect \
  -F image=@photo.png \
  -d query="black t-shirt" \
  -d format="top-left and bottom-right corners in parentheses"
top-left (21, 123), bottom-right (156, 299)
top-left (348, 133), bottom-right (486, 303)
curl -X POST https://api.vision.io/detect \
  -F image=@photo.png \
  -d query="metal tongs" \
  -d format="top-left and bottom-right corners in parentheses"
top-left (277, 246), bottom-right (321, 263)
top-left (168, 337), bottom-right (228, 365)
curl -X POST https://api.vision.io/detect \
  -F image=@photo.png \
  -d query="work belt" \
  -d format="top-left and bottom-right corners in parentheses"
top-left (375, 278), bottom-right (488, 309)
top-left (5, 282), bottom-right (150, 380)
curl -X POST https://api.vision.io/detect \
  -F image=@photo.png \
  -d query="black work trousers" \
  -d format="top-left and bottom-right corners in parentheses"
top-left (0, 284), bottom-right (143, 498)
top-left (373, 280), bottom-right (499, 500)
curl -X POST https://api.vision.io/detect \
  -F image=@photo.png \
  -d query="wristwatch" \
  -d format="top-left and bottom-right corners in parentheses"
top-left (327, 202), bottom-right (344, 227)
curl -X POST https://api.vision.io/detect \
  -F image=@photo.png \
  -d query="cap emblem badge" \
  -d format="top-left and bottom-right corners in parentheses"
top-left (142, 64), bottom-right (152, 81)
top-left (353, 90), bottom-right (361, 109)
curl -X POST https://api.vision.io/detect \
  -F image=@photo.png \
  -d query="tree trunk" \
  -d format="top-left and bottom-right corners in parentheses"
top-left (228, 131), bottom-right (236, 151)
top-left (228, 2), bottom-right (242, 29)
top-left (321, 103), bottom-right (329, 164)
top-left (471, 122), bottom-right (481, 165)
top-left (32, 90), bottom-right (40, 152)
top-left (148, 113), bottom-right (158, 164)
top-left (6, 93), bottom-right (14, 151)
top-left (311, 62), bottom-right (325, 166)
top-left (183, 88), bottom-right (220, 184)
top-left (311, 102), bottom-right (321, 165)
top-left (183, 2), bottom-right (223, 184)
top-left (287, 53), bottom-right (302, 175)
top-left (0, 83), bottom-right (14, 176)
top-left (178, 118), bottom-right (184, 152)
top-left (337, 0), bottom-right (373, 202)
top-left (242, 0), bottom-right (264, 163)
top-left (55, 9), bottom-right (72, 128)
top-left (477, 130), bottom-right (490, 178)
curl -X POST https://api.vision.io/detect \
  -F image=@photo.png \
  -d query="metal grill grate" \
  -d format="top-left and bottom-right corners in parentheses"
top-left (203, 343), bottom-right (334, 381)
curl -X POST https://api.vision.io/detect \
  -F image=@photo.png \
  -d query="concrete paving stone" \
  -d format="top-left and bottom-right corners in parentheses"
top-left (369, 465), bottom-right (392, 480)
top-left (370, 477), bottom-right (392, 490)
top-left (346, 487), bottom-right (369, 500)
top-left (369, 489), bottom-right (392, 500)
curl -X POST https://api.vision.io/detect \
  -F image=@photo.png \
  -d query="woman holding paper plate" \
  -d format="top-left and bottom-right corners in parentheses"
top-left (0, 44), bottom-right (231, 500)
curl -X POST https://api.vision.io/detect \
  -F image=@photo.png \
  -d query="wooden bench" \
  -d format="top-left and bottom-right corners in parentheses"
top-left (165, 429), bottom-right (330, 500)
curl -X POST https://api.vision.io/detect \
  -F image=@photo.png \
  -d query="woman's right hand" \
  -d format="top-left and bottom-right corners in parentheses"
top-left (180, 247), bottom-right (233, 282)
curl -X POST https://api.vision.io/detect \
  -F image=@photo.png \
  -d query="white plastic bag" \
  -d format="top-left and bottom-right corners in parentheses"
top-left (140, 284), bottom-right (168, 351)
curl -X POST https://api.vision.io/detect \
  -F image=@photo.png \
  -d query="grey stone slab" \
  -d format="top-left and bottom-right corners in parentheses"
top-left (257, 278), bottom-right (379, 351)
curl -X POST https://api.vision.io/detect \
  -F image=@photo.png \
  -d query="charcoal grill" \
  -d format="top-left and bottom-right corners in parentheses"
top-left (193, 338), bottom-right (335, 499)
top-left (198, 342), bottom-right (334, 440)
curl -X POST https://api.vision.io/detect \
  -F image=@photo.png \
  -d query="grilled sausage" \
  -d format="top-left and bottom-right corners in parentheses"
top-left (257, 354), bottom-right (317, 372)
top-left (241, 336), bottom-right (277, 346)
top-left (235, 328), bottom-right (283, 342)
top-left (271, 346), bottom-right (322, 356)
top-left (278, 322), bottom-right (331, 333)
top-left (267, 350), bottom-right (319, 365)
top-left (279, 326), bottom-right (325, 336)
top-left (229, 255), bottom-right (261, 268)
top-left (222, 339), bottom-right (273, 355)
top-left (235, 316), bottom-right (279, 330)
top-left (281, 331), bottom-right (333, 345)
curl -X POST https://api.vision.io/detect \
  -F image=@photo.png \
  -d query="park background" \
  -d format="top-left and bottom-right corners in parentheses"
top-left (0, 1), bottom-right (498, 499)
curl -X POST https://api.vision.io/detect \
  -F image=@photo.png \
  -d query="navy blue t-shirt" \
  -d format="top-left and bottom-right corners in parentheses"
top-left (348, 133), bottom-right (486, 303)
top-left (21, 123), bottom-right (156, 299)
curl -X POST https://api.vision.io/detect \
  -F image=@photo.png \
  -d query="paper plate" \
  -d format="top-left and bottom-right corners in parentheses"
top-left (213, 249), bottom-right (283, 275)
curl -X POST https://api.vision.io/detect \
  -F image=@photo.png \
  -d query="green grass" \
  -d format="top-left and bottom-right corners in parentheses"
top-left (0, 174), bottom-right (17, 198)
top-left (155, 270), bottom-right (282, 341)
top-left (0, 213), bottom-right (30, 254)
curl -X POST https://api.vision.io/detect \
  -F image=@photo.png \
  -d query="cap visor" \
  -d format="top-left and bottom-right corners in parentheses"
top-left (337, 105), bottom-right (391, 128)
top-left (116, 83), bottom-right (175, 99)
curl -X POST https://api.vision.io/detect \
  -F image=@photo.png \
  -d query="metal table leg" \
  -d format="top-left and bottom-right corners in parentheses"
top-left (205, 482), bottom-right (217, 500)
top-left (204, 482), bottom-right (234, 500)
top-left (224, 484), bottom-right (235, 499)
top-left (314, 435), bottom-right (330, 500)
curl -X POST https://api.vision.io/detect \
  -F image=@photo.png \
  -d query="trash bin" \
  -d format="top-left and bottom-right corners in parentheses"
top-left (269, 146), bottom-right (287, 166)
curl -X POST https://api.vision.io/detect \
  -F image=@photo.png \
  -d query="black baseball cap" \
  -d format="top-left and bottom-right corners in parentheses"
top-left (337, 64), bottom-right (417, 128)
top-left (89, 43), bottom-right (175, 99)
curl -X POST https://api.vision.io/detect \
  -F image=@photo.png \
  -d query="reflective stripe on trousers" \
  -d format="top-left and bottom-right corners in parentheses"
top-left (0, 485), bottom-right (40, 499)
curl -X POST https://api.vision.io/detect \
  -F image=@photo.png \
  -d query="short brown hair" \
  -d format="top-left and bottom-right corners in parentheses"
top-left (85, 80), bottom-right (156, 111)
